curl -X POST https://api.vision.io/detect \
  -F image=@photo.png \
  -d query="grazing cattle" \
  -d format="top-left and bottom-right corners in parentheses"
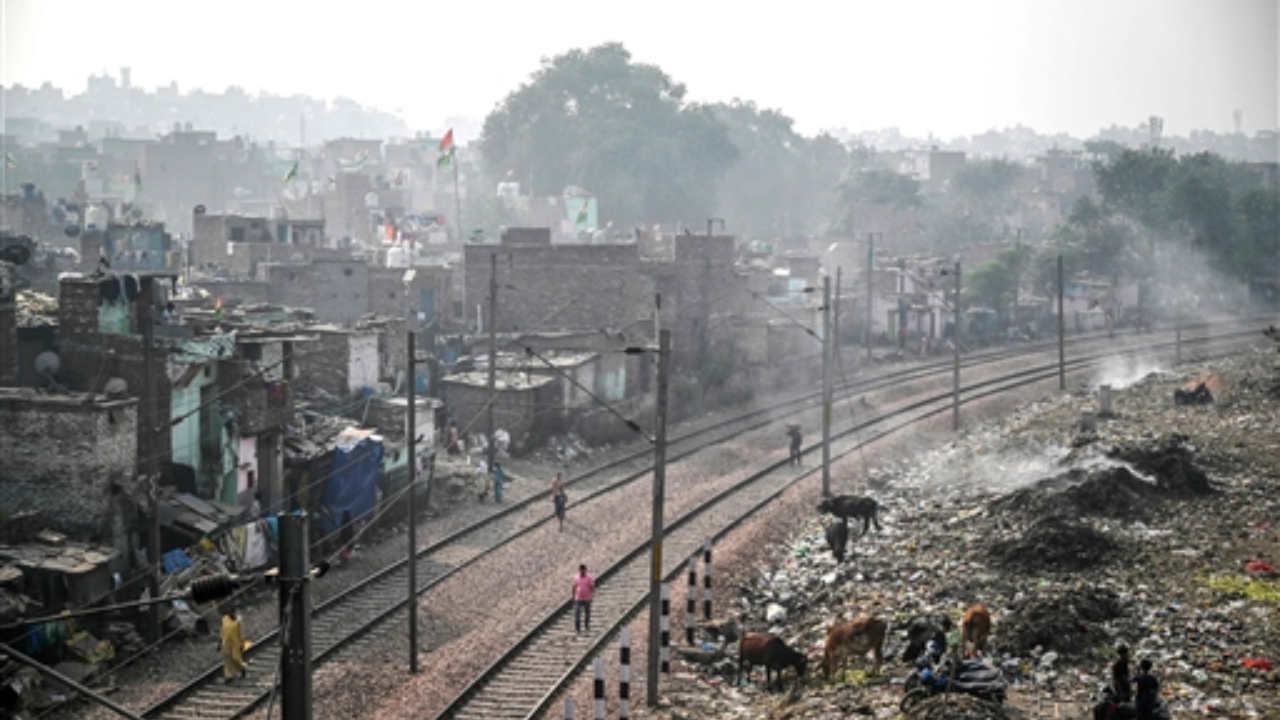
top-left (960, 604), bottom-right (992, 657)
top-left (822, 615), bottom-right (887, 678)
top-left (816, 495), bottom-right (882, 536)
top-left (825, 519), bottom-right (849, 562)
top-left (901, 615), bottom-right (952, 662)
top-left (738, 632), bottom-right (808, 691)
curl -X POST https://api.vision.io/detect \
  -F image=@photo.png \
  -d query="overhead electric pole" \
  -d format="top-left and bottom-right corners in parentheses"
top-left (952, 261), bottom-right (961, 432)
top-left (487, 252), bottom-right (497, 480)
top-left (1058, 254), bottom-right (1066, 390)
top-left (404, 270), bottom-right (419, 674)
top-left (646, 329), bottom-right (671, 708)
top-left (866, 233), bottom-right (877, 361)
top-left (279, 513), bottom-right (313, 720)
top-left (822, 275), bottom-right (832, 497)
top-left (141, 285), bottom-right (162, 644)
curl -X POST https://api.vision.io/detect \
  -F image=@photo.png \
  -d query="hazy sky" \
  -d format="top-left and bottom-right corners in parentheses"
top-left (2, 0), bottom-right (1276, 141)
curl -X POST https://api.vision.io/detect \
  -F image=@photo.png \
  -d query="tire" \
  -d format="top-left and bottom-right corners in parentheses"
top-left (900, 688), bottom-right (930, 712)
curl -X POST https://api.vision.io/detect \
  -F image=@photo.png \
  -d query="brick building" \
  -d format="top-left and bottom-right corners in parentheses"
top-left (0, 392), bottom-right (138, 546)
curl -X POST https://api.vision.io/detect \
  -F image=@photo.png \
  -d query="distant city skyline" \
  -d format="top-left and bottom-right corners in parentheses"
top-left (3, 0), bottom-right (1277, 143)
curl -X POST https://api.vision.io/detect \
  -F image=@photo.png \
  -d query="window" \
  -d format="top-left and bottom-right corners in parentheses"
top-left (230, 227), bottom-right (245, 241)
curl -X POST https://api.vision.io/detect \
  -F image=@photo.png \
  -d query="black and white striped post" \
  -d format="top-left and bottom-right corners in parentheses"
top-left (685, 557), bottom-right (697, 645)
top-left (660, 583), bottom-right (671, 673)
top-left (701, 539), bottom-right (713, 621)
top-left (619, 628), bottom-right (631, 720)
top-left (593, 658), bottom-right (605, 720)
top-left (563, 698), bottom-right (575, 720)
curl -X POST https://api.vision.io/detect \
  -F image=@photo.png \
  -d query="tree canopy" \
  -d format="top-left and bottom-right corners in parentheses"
top-left (478, 44), bottom-right (738, 227)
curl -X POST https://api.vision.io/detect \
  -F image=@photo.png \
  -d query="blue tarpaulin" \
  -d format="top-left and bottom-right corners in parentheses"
top-left (316, 435), bottom-right (384, 539)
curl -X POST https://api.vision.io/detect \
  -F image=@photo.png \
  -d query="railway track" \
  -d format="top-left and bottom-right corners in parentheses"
top-left (431, 325), bottom-right (1267, 720)
top-left (133, 318), bottom-right (1267, 720)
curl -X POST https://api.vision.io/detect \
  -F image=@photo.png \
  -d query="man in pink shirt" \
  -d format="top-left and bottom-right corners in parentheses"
top-left (572, 564), bottom-right (596, 634)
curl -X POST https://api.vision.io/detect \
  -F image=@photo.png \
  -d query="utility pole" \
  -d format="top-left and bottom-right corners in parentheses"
top-left (952, 261), bottom-right (961, 432)
top-left (487, 253), bottom-right (497, 480)
top-left (452, 152), bottom-right (464, 242)
top-left (141, 283), bottom-right (162, 644)
top-left (279, 513), bottom-right (313, 720)
top-left (404, 271), bottom-right (418, 674)
top-left (1058, 254), bottom-right (1066, 390)
top-left (866, 233), bottom-right (876, 361)
top-left (834, 267), bottom-right (842, 357)
top-left (1013, 229), bottom-right (1024, 337)
top-left (646, 329), bottom-right (670, 708)
top-left (1175, 301), bottom-right (1182, 364)
top-left (822, 275), bottom-right (832, 497)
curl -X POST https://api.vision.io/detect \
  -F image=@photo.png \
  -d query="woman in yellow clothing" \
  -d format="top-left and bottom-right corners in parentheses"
top-left (220, 610), bottom-right (248, 682)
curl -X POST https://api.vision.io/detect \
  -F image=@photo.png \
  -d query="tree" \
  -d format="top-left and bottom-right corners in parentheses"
top-left (478, 44), bottom-right (738, 227)
top-left (708, 100), bottom-right (848, 239)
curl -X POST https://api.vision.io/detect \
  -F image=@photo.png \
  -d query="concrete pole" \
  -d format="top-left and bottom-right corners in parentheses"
top-left (406, 323), bottom-right (418, 673)
top-left (279, 512), bottom-right (313, 720)
top-left (1058, 254), bottom-right (1066, 390)
top-left (141, 289), bottom-right (162, 644)
top-left (822, 275), bottom-right (832, 498)
top-left (646, 329), bottom-right (670, 707)
top-left (487, 252), bottom-right (497, 480)
top-left (952, 261), bottom-right (961, 432)
top-left (866, 234), bottom-right (875, 361)
top-left (834, 266), bottom-right (842, 358)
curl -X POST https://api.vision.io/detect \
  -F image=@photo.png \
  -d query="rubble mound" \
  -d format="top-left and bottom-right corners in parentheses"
top-left (1109, 434), bottom-right (1214, 496)
top-left (999, 586), bottom-right (1125, 658)
top-left (986, 516), bottom-right (1120, 572)
top-left (992, 466), bottom-right (1158, 521)
top-left (903, 693), bottom-right (1015, 720)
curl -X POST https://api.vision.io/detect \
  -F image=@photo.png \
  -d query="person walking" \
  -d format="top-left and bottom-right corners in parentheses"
top-left (220, 609), bottom-right (248, 683)
top-left (572, 564), bottom-right (595, 634)
top-left (492, 462), bottom-right (505, 503)
top-left (551, 472), bottom-right (567, 531)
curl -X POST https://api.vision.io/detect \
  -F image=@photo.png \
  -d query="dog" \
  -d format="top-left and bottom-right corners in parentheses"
top-left (960, 604), bottom-right (992, 657)
top-left (825, 519), bottom-right (849, 562)
top-left (816, 495), bottom-right (882, 536)
top-left (822, 615), bottom-right (887, 678)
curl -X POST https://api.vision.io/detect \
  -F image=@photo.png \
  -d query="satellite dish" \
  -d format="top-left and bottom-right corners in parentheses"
top-left (0, 244), bottom-right (33, 266)
top-left (34, 351), bottom-right (61, 388)
top-left (103, 377), bottom-right (129, 399)
top-left (65, 225), bottom-right (82, 238)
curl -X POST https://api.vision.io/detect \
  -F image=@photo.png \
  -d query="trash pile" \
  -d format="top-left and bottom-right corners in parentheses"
top-left (15, 290), bottom-right (57, 327)
top-left (654, 351), bottom-right (1280, 719)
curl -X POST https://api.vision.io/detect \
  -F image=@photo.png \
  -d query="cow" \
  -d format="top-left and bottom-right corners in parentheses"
top-left (822, 615), bottom-right (887, 678)
top-left (960, 604), bottom-right (992, 658)
top-left (825, 519), bottom-right (849, 562)
top-left (738, 632), bottom-right (808, 691)
top-left (816, 495), bottom-right (882, 536)
top-left (901, 615), bottom-right (953, 663)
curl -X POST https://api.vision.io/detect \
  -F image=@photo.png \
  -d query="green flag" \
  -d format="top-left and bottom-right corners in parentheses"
top-left (3, 152), bottom-right (14, 169)
top-left (284, 161), bottom-right (298, 184)
top-left (437, 147), bottom-right (454, 168)
top-left (575, 200), bottom-right (590, 225)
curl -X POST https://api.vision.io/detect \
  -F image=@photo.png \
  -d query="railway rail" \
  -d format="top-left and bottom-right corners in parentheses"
top-left (126, 317), bottom-right (1268, 720)
top-left (429, 323), bottom-right (1266, 720)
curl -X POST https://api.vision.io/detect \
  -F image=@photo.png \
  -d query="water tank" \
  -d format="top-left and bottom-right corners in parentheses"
top-left (386, 245), bottom-right (409, 268)
top-left (85, 205), bottom-right (109, 232)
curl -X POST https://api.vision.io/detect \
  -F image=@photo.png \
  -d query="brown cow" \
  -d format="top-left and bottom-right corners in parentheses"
top-left (738, 632), bottom-right (808, 691)
top-left (959, 604), bottom-right (992, 657)
top-left (822, 615), bottom-right (887, 678)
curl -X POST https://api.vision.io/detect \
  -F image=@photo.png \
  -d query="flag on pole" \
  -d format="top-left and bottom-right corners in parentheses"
top-left (3, 153), bottom-right (14, 169)
top-left (284, 161), bottom-right (298, 184)
top-left (437, 129), bottom-right (455, 168)
top-left (134, 164), bottom-right (143, 192)
top-left (575, 199), bottom-right (590, 225)
top-left (393, 169), bottom-right (405, 186)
